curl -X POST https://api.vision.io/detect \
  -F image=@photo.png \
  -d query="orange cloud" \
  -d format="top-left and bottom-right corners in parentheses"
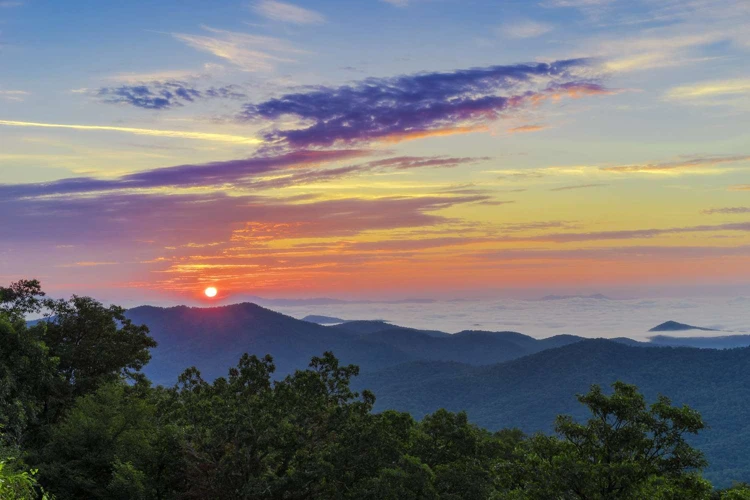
top-left (602, 155), bottom-right (750, 173)
top-left (507, 124), bottom-right (547, 134)
top-left (379, 125), bottom-right (489, 144)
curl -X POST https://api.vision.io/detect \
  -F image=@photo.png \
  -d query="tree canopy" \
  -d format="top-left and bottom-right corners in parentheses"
top-left (0, 279), bottom-right (748, 499)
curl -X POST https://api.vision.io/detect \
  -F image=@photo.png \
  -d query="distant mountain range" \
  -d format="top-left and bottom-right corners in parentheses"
top-left (225, 295), bottom-right (437, 307)
top-left (302, 314), bottom-right (348, 324)
top-left (126, 304), bottom-right (587, 383)
top-left (537, 293), bottom-right (613, 301)
top-left (123, 302), bottom-right (750, 487)
top-left (649, 320), bottom-right (718, 332)
top-left (354, 340), bottom-right (750, 487)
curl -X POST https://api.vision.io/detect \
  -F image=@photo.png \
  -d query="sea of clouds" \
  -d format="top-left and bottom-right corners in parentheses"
top-left (271, 296), bottom-right (750, 340)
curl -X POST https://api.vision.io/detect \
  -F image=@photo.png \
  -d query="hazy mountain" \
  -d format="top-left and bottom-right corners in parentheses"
top-left (355, 340), bottom-right (750, 487)
top-left (302, 314), bottom-right (347, 324)
top-left (649, 320), bottom-right (717, 332)
top-left (649, 334), bottom-right (750, 349)
top-left (127, 303), bottom-right (413, 384)
top-left (125, 303), bottom-right (580, 384)
top-left (537, 293), bottom-right (612, 301)
top-left (332, 320), bottom-right (452, 338)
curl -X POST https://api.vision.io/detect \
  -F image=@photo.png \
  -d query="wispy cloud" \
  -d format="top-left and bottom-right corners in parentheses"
top-left (0, 150), bottom-right (369, 199)
top-left (241, 59), bottom-right (610, 149)
top-left (729, 185), bottom-right (750, 191)
top-left (0, 119), bottom-right (262, 144)
top-left (171, 27), bottom-right (304, 72)
top-left (549, 183), bottom-right (607, 191)
top-left (0, 1), bottom-right (24, 7)
top-left (497, 20), bottom-right (553, 39)
top-left (507, 124), bottom-right (547, 134)
top-left (665, 78), bottom-right (750, 106)
top-left (0, 191), bottom-right (487, 247)
top-left (0, 89), bottom-right (29, 101)
top-left (253, 1), bottom-right (325, 24)
top-left (601, 155), bottom-right (750, 173)
top-left (381, 0), bottom-right (409, 6)
top-left (96, 81), bottom-right (245, 110)
top-left (702, 207), bottom-right (750, 215)
top-left (0, 151), bottom-right (492, 199)
top-left (525, 222), bottom-right (750, 243)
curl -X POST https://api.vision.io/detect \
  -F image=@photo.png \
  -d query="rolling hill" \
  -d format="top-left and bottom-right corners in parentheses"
top-left (354, 340), bottom-right (750, 487)
top-left (126, 303), bottom-right (583, 384)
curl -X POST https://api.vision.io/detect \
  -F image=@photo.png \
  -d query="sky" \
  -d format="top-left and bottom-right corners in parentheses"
top-left (1, 0), bottom-right (750, 305)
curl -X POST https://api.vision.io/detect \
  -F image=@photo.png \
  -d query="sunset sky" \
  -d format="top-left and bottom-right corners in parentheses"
top-left (1, 0), bottom-right (749, 303)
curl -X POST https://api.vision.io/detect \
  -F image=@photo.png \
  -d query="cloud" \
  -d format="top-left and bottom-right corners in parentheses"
top-left (543, 0), bottom-right (612, 6)
top-left (601, 155), bottom-right (750, 173)
top-left (549, 183), bottom-right (608, 191)
top-left (96, 81), bottom-right (246, 110)
top-left (364, 156), bottom-right (490, 170)
top-left (0, 149), bottom-right (370, 199)
top-left (525, 222), bottom-right (750, 243)
top-left (171, 27), bottom-right (304, 72)
top-left (0, 151), bottom-right (492, 200)
top-left (665, 78), bottom-right (750, 105)
top-left (253, 1), bottom-right (325, 24)
top-left (497, 20), bottom-right (553, 39)
top-left (381, 0), bottom-right (409, 6)
top-left (729, 185), bottom-right (750, 191)
top-left (507, 124), bottom-right (547, 134)
top-left (0, 89), bottom-right (29, 102)
top-left (0, 1), bottom-right (24, 7)
top-left (0, 119), bottom-right (261, 144)
top-left (702, 207), bottom-right (750, 215)
top-left (475, 244), bottom-right (750, 261)
top-left (0, 191), bottom-right (486, 246)
top-left (240, 59), bottom-right (610, 149)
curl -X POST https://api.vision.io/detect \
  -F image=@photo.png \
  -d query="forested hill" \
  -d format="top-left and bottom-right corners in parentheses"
top-left (126, 303), bottom-right (587, 383)
top-left (355, 339), bottom-right (750, 486)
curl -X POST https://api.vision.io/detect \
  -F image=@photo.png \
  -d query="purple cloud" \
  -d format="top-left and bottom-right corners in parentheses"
top-left (0, 150), bottom-right (370, 199)
top-left (240, 59), bottom-right (610, 149)
top-left (97, 81), bottom-right (246, 110)
top-left (0, 191), bottom-right (488, 246)
top-left (0, 151), bottom-right (492, 200)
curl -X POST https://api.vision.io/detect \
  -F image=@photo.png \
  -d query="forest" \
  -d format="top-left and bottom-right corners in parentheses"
top-left (2, 279), bottom-right (749, 500)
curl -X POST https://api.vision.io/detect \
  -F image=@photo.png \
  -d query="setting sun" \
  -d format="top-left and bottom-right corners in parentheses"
top-left (204, 287), bottom-right (218, 298)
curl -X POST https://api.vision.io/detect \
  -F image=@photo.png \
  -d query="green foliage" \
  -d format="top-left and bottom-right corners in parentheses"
top-left (510, 382), bottom-right (708, 499)
top-left (0, 279), bottom-right (45, 323)
top-left (40, 296), bottom-right (157, 399)
top-left (0, 441), bottom-right (52, 500)
top-left (0, 319), bottom-right (59, 446)
top-left (0, 280), bottom-right (748, 499)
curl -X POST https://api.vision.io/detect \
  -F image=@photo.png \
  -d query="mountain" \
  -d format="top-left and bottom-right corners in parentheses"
top-left (538, 293), bottom-right (612, 301)
top-left (649, 334), bottom-right (750, 349)
top-left (127, 303), bottom-right (412, 384)
top-left (354, 340), bottom-right (750, 487)
top-left (649, 320), bottom-right (718, 332)
top-left (332, 320), bottom-right (451, 338)
top-left (302, 314), bottom-right (347, 324)
top-left (125, 303), bottom-right (581, 384)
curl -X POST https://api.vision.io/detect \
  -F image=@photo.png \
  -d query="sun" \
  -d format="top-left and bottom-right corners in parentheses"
top-left (204, 286), bottom-right (218, 298)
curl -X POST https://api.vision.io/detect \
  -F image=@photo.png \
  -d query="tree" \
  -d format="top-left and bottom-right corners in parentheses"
top-left (0, 317), bottom-right (59, 447)
top-left (0, 435), bottom-right (52, 500)
top-left (36, 381), bottom-right (178, 500)
top-left (0, 279), bottom-right (45, 323)
top-left (514, 382), bottom-right (709, 499)
top-left (40, 296), bottom-right (157, 399)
